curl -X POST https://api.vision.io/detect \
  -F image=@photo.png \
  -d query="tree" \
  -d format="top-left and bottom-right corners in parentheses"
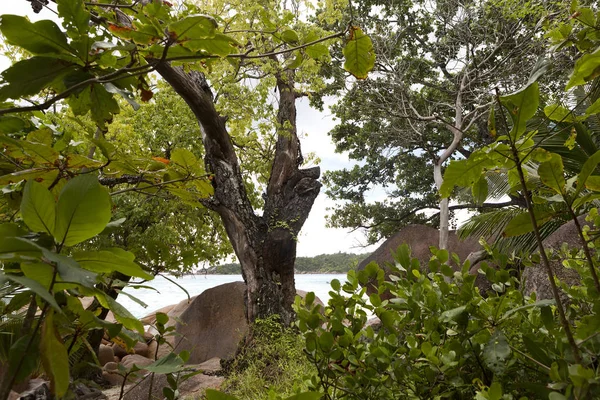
top-left (323, 0), bottom-right (557, 247)
top-left (0, 0), bottom-right (374, 327)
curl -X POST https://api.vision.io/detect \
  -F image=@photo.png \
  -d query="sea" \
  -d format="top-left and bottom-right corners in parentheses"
top-left (119, 273), bottom-right (348, 318)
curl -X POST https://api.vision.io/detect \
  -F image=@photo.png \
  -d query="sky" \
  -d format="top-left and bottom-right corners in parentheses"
top-left (0, 2), bottom-right (382, 257)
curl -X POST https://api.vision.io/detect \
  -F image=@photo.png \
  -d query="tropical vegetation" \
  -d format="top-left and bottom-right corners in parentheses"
top-left (1, 0), bottom-right (600, 399)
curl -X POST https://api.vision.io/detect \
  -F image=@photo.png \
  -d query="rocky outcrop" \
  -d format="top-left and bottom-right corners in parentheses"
top-left (523, 216), bottom-right (589, 300)
top-left (175, 282), bottom-right (249, 364)
top-left (356, 224), bottom-right (484, 296)
top-left (123, 371), bottom-right (224, 400)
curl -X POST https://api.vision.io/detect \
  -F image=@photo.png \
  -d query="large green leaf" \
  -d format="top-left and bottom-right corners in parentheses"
top-left (0, 15), bottom-right (75, 56)
top-left (0, 237), bottom-right (43, 261)
top-left (566, 47), bottom-right (600, 90)
top-left (538, 153), bottom-right (566, 195)
top-left (4, 274), bottom-right (61, 311)
top-left (73, 249), bottom-right (153, 280)
top-left (54, 175), bottom-right (112, 247)
top-left (575, 150), bottom-right (600, 196)
top-left (171, 148), bottom-right (198, 171)
top-left (144, 353), bottom-right (184, 374)
top-left (41, 250), bottom-right (98, 287)
top-left (472, 176), bottom-right (489, 205)
top-left (56, 0), bottom-right (90, 35)
top-left (284, 393), bottom-right (322, 400)
top-left (21, 180), bottom-right (56, 235)
top-left (0, 57), bottom-right (76, 101)
top-left (343, 27), bottom-right (375, 80)
top-left (168, 14), bottom-right (217, 40)
top-left (500, 82), bottom-right (539, 141)
top-left (180, 33), bottom-right (238, 57)
top-left (503, 210), bottom-right (554, 237)
top-left (68, 84), bottom-right (120, 126)
top-left (40, 310), bottom-right (70, 397)
top-left (483, 330), bottom-right (511, 375)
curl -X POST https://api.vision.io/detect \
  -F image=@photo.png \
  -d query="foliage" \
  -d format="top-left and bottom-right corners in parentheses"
top-left (210, 252), bottom-right (370, 274)
top-left (219, 315), bottom-right (317, 400)
top-left (296, 239), bottom-right (600, 399)
top-left (322, 0), bottom-right (567, 244)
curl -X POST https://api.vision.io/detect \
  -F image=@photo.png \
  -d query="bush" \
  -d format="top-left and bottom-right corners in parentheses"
top-left (295, 234), bottom-right (600, 399)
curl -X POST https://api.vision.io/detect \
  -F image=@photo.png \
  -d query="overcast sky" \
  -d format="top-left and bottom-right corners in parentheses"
top-left (0, 2), bottom-right (382, 257)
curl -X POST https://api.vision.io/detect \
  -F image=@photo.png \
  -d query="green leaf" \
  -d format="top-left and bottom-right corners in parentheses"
top-left (304, 32), bottom-right (329, 60)
top-left (96, 292), bottom-right (144, 333)
top-left (575, 150), bottom-right (600, 196)
top-left (319, 331), bottom-right (334, 351)
top-left (586, 176), bottom-right (600, 191)
top-left (73, 249), bottom-right (153, 280)
top-left (280, 28), bottom-right (299, 44)
top-left (54, 174), bottom-right (112, 247)
top-left (441, 306), bottom-right (466, 322)
top-left (180, 33), bottom-right (238, 57)
top-left (538, 153), bottom-right (566, 195)
top-left (0, 116), bottom-right (28, 133)
top-left (8, 334), bottom-right (40, 384)
top-left (155, 312), bottom-right (169, 325)
top-left (42, 251), bottom-right (98, 287)
top-left (566, 47), bottom-right (600, 90)
top-left (0, 223), bottom-right (27, 239)
top-left (499, 82), bottom-right (539, 141)
top-left (205, 389), bottom-right (239, 400)
top-left (501, 299), bottom-right (554, 320)
top-left (144, 353), bottom-right (184, 374)
top-left (168, 14), bottom-right (217, 40)
top-left (483, 330), bottom-right (510, 375)
top-left (0, 57), bottom-right (76, 101)
top-left (585, 98), bottom-right (600, 116)
top-left (503, 210), bottom-right (553, 237)
top-left (544, 104), bottom-right (578, 123)
top-left (472, 176), bottom-right (488, 206)
top-left (40, 310), bottom-right (70, 397)
top-left (284, 392), bottom-right (322, 400)
top-left (0, 237), bottom-right (43, 261)
top-left (0, 15), bottom-right (75, 56)
top-left (56, 0), bottom-right (90, 34)
top-left (69, 84), bottom-right (120, 126)
top-left (21, 180), bottom-right (56, 235)
top-left (343, 27), bottom-right (375, 80)
top-left (3, 274), bottom-right (61, 312)
top-left (171, 148), bottom-right (198, 171)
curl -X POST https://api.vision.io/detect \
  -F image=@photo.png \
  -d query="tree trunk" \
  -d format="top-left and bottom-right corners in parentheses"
top-left (154, 62), bottom-right (320, 325)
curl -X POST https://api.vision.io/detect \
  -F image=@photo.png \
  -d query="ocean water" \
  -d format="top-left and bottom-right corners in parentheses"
top-left (119, 273), bottom-right (347, 318)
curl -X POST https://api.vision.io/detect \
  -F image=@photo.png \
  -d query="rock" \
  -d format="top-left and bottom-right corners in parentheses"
top-left (197, 357), bottom-right (222, 374)
top-left (356, 224), bottom-right (481, 296)
top-left (104, 362), bottom-right (119, 372)
top-left (121, 354), bottom-right (154, 371)
top-left (112, 343), bottom-right (128, 359)
top-left (71, 382), bottom-right (106, 400)
top-left (113, 356), bottom-right (120, 363)
top-left (99, 344), bottom-right (115, 367)
top-left (175, 282), bottom-right (249, 364)
top-left (523, 215), bottom-right (589, 300)
top-left (133, 341), bottom-right (149, 358)
top-left (18, 380), bottom-right (52, 400)
top-left (8, 391), bottom-right (19, 400)
top-left (143, 331), bottom-right (154, 343)
top-left (102, 371), bottom-right (124, 387)
top-left (147, 340), bottom-right (158, 360)
top-left (123, 371), bottom-right (224, 400)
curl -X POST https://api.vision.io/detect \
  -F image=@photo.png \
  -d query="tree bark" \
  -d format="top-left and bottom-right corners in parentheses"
top-left (154, 62), bottom-right (320, 324)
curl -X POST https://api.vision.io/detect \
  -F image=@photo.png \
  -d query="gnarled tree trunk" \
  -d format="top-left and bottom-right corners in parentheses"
top-left (155, 63), bottom-right (320, 324)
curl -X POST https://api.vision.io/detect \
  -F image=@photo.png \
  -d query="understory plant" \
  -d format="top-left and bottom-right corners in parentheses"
top-left (295, 236), bottom-right (600, 399)
top-left (219, 315), bottom-right (317, 400)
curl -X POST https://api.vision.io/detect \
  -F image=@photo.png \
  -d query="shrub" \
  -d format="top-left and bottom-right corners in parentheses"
top-left (295, 235), bottom-right (600, 399)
